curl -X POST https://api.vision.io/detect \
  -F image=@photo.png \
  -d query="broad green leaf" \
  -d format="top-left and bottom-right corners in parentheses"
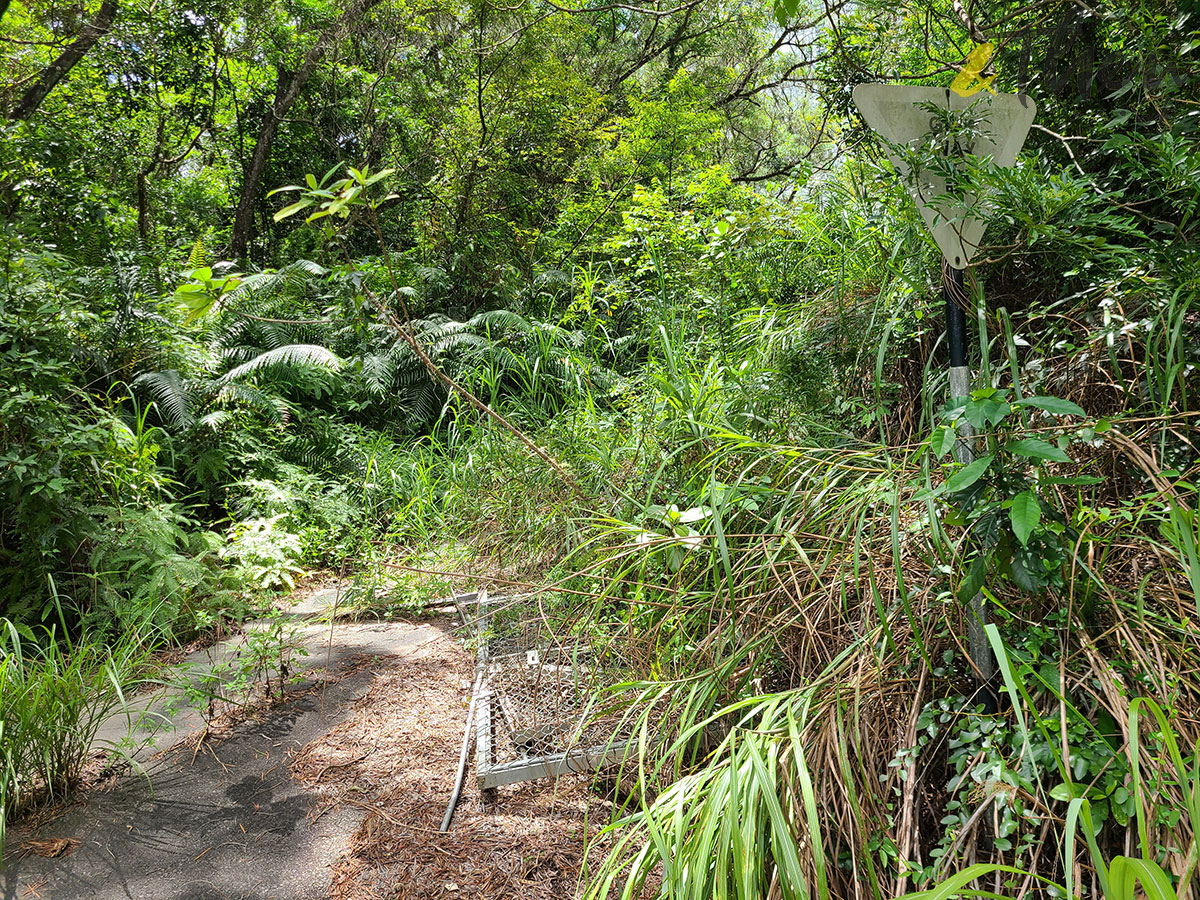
top-left (964, 399), bottom-right (1010, 429)
top-left (179, 295), bottom-right (215, 321)
top-left (1041, 475), bottom-right (1104, 486)
top-left (1050, 781), bottom-right (1085, 801)
top-left (1011, 546), bottom-right (1041, 591)
top-left (364, 168), bottom-right (395, 185)
top-left (957, 555), bottom-right (987, 603)
top-left (274, 199), bottom-right (314, 222)
top-left (1009, 490), bottom-right (1040, 546)
top-left (1108, 857), bottom-right (1179, 900)
top-left (320, 162), bottom-right (344, 185)
top-left (981, 399), bottom-right (1011, 426)
top-left (944, 454), bottom-right (993, 492)
top-left (971, 386), bottom-right (1002, 400)
top-left (1016, 396), bottom-right (1086, 416)
top-left (932, 425), bottom-right (957, 458)
top-left (896, 863), bottom-right (1028, 899)
top-left (941, 397), bottom-right (968, 422)
top-left (1007, 438), bottom-right (1071, 463)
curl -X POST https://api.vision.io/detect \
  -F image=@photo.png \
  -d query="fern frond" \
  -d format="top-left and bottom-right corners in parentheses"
top-left (427, 332), bottom-right (488, 356)
top-left (186, 237), bottom-right (208, 269)
top-left (228, 260), bottom-right (328, 302)
top-left (481, 345), bottom-right (526, 370)
top-left (416, 265), bottom-right (449, 287)
top-left (532, 321), bottom-right (584, 349)
top-left (214, 382), bottom-right (289, 424)
top-left (219, 344), bottom-right (342, 383)
top-left (394, 362), bottom-right (430, 388)
top-left (536, 268), bottom-right (571, 287)
top-left (403, 381), bottom-right (447, 430)
top-left (198, 410), bottom-right (231, 431)
top-left (133, 370), bottom-right (196, 431)
top-left (361, 352), bottom-right (394, 396)
top-left (469, 309), bottom-right (530, 332)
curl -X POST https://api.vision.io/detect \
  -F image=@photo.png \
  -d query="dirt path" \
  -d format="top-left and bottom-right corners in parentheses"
top-left (1, 595), bottom-right (605, 900)
top-left (292, 626), bottom-right (598, 900)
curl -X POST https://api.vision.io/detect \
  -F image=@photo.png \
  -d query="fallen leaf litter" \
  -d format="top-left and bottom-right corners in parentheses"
top-left (290, 619), bottom-right (612, 900)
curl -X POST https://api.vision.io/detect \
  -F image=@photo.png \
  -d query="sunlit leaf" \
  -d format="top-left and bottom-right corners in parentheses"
top-left (1009, 490), bottom-right (1040, 546)
top-left (1007, 438), bottom-right (1071, 463)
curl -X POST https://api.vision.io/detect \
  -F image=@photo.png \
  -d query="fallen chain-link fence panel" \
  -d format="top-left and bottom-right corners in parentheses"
top-left (451, 589), bottom-right (636, 803)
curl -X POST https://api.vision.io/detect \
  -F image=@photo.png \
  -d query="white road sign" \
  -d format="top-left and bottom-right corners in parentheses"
top-left (852, 85), bottom-right (1036, 269)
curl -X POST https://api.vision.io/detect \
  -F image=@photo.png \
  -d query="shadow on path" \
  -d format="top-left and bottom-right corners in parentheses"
top-left (2, 616), bottom-right (451, 900)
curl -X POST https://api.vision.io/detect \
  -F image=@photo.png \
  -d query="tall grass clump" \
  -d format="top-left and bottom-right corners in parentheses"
top-left (0, 616), bottom-right (154, 855)
top-left (565, 151), bottom-right (1199, 897)
top-left (578, 406), bottom-right (1198, 899)
top-left (578, 432), bottom-right (932, 899)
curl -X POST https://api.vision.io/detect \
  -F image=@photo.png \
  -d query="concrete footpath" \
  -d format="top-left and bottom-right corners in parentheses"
top-left (1, 588), bottom-right (450, 900)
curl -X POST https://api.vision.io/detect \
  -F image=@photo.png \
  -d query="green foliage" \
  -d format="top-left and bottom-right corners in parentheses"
top-left (270, 164), bottom-right (397, 225)
top-left (0, 612), bottom-right (158, 854)
top-left (900, 641), bottom-right (1200, 900)
top-left (1, 0), bottom-right (1198, 894)
top-left (220, 516), bottom-right (307, 591)
top-left (926, 388), bottom-right (1094, 596)
top-left (173, 608), bottom-right (309, 724)
top-left (0, 248), bottom-right (225, 631)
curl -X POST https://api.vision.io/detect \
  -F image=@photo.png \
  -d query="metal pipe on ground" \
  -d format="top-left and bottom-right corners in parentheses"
top-left (441, 670), bottom-right (484, 832)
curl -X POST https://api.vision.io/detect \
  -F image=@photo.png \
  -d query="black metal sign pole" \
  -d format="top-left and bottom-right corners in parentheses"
top-left (943, 259), bottom-right (996, 712)
top-left (944, 263), bottom-right (968, 374)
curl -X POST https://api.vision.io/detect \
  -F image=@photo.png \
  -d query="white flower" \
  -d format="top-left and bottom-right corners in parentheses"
top-left (1098, 297), bottom-right (1115, 309)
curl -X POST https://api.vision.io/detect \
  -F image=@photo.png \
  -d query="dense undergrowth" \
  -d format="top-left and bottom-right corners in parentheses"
top-left (2, 0), bottom-right (1199, 895)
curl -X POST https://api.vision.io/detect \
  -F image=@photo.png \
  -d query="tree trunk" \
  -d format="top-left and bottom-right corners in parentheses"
top-left (137, 171), bottom-right (151, 242)
top-left (9, 0), bottom-right (119, 121)
top-left (230, 70), bottom-right (290, 261)
top-left (229, 0), bottom-right (384, 261)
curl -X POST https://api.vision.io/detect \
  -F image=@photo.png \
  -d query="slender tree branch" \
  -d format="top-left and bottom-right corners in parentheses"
top-left (9, 0), bottom-right (119, 120)
top-left (230, 0), bottom-right (385, 260)
top-left (358, 203), bottom-right (583, 497)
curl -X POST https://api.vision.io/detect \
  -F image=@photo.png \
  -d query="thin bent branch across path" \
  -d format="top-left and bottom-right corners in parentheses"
top-left (363, 285), bottom-right (583, 499)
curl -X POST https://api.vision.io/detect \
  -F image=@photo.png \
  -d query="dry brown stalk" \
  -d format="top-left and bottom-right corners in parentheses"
top-left (895, 662), bottom-right (929, 897)
top-left (352, 200), bottom-right (584, 501)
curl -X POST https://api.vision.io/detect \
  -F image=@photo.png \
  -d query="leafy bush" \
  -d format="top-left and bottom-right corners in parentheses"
top-left (219, 515), bottom-right (306, 591)
top-left (173, 608), bottom-right (309, 724)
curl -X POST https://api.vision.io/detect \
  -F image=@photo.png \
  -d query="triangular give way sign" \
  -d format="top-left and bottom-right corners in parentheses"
top-left (852, 85), bottom-right (1036, 269)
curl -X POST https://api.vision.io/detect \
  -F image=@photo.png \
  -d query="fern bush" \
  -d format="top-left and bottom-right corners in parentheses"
top-left (0, 252), bottom-right (228, 633)
top-left (219, 515), bottom-right (307, 592)
top-left (228, 465), bottom-right (362, 566)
